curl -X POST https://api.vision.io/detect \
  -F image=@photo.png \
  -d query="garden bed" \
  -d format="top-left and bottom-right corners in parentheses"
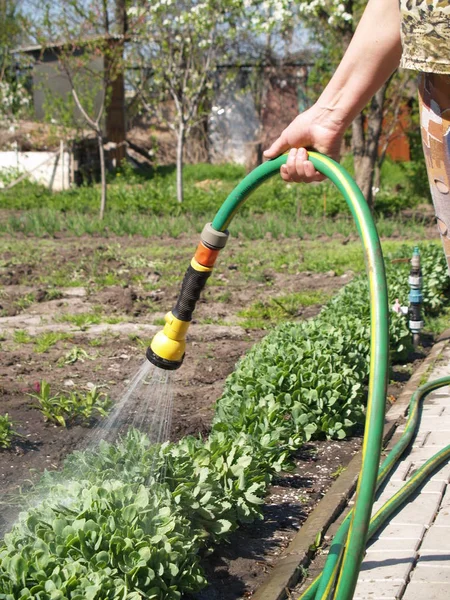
top-left (0, 231), bottom-right (448, 599)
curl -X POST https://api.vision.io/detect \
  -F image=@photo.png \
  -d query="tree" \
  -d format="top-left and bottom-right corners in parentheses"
top-left (297, 0), bottom-right (397, 208)
top-left (130, 0), bottom-right (292, 203)
top-left (35, 0), bottom-right (130, 218)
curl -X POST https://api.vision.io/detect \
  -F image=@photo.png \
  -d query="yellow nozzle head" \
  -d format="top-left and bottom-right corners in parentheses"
top-left (146, 312), bottom-right (190, 371)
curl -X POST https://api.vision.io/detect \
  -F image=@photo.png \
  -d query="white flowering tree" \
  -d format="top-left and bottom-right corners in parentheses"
top-left (297, 0), bottom-right (393, 208)
top-left (131, 0), bottom-right (292, 203)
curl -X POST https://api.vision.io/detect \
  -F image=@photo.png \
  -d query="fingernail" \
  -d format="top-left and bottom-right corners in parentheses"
top-left (289, 148), bottom-right (296, 158)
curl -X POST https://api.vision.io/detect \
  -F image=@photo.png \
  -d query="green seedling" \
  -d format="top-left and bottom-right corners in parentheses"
top-left (14, 292), bottom-right (35, 311)
top-left (128, 334), bottom-right (151, 348)
top-left (58, 346), bottom-right (97, 365)
top-left (0, 414), bottom-right (19, 449)
top-left (34, 332), bottom-right (70, 353)
top-left (238, 290), bottom-right (330, 329)
top-left (28, 380), bottom-right (112, 427)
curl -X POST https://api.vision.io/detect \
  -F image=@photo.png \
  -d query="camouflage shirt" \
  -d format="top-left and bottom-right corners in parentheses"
top-left (400, 0), bottom-right (450, 74)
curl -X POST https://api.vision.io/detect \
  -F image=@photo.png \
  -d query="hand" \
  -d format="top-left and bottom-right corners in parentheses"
top-left (263, 105), bottom-right (346, 183)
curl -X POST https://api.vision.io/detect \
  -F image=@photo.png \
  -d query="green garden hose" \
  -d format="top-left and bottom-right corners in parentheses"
top-left (148, 152), bottom-right (449, 599)
top-left (212, 152), bottom-right (389, 600)
top-left (300, 375), bottom-right (450, 600)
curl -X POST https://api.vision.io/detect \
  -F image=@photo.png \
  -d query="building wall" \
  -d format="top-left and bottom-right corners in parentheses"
top-left (0, 149), bottom-right (71, 190)
top-left (32, 52), bottom-right (105, 125)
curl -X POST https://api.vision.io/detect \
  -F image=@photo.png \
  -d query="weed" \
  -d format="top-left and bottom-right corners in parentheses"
top-left (423, 306), bottom-right (450, 335)
top-left (214, 290), bottom-right (232, 303)
top-left (152, 318), bottom-right (166, 326)
top-left (14, 292), bottom-right (35, 312)
top-left (58, 310), bottom-right (124, 330)
top-left (197, 317), bottom-right (229, 325)
top-left (331, 465), bottom-right (346, 479)
top-left (45, 288), bottom-right (64, 301)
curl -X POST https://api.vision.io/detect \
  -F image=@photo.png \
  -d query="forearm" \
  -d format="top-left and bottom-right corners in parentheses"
top-left (317, 0), bottom-right (402, 130)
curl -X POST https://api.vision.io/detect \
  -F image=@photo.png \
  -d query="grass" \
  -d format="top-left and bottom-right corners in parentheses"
top-left (13, 329), bottom-right (71, 353)
top-left (0, 156), bottom-right (432, 238)
top-left (238, 290), bottom-right (332, 329)
top-left (57, 311), bottom-right (125, 330)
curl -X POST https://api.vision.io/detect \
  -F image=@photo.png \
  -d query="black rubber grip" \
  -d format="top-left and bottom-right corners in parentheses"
top-left (172, 265), bottom-right (211, 321)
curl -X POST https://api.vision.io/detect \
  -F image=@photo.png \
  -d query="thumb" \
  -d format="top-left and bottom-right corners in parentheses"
top-left (263, 134), bottom-right (289, 159)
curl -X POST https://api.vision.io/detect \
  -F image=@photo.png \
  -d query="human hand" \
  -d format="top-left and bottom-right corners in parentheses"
top-left (263, 105), bottom-right (346, 183)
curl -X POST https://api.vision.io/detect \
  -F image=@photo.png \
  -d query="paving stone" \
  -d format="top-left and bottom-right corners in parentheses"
top-left (366, 536), bottom-right (421, 553)
top-left (420, 527), bottom-right (450, 552)
top-left (402, 581), bottom-right (449, 599)
top-left (421, 430), bottom-right (450, 446)
top-left (410, 562), bottom-right (450, 583)
top-left (421, 405), bottom-right (446, 416)
top-left (416, 551), bottom-right (450, 574)
top-left (353, 579), bottom-right (405, 599)
top-left (439, 485), bottom-right (450, 509)
top-left (426, 390), bottom-right (450, 406)
top-left (390, 492), bottom-right (442, 527)
top-left (358, 551), bottom-right (416, 582)
top-left (376, 479), bottom-right (445, 501)
top-left (418, 416), bottom-right (448, 430)
top-left (376, 523), bottom-right (425, 541)
top-left (408, 459), bottom-right (450, 483)
top-left (388, 460), bottom-right (412, 483)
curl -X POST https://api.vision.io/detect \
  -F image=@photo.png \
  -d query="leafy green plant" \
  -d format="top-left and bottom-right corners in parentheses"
top-left (29, 381), bottom-right (112, 427)
top-left (0, 414), bottom-right (18, 449)
top-left (58, 346), bottom-right (97, 365)
top-left (34, 332), bottom-right (71, 353)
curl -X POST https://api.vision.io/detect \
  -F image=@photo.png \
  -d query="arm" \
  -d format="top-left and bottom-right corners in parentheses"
top-left (264, 0), bottom-right (403, 182)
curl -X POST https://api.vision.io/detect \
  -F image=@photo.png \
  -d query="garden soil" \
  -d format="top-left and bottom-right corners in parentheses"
top-left (0, 234), bottom-right (422, 599)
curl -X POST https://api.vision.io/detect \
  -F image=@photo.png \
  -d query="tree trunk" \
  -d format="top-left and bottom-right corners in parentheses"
top-left (352, 83), bottom-right (389, 209)
top-left (176, 124), bottom-right (185, 204)
top-left (98, 133), bottom-right (107, 219)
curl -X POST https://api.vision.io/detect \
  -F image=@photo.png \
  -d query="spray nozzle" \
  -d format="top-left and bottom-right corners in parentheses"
top-left (146, 223), bottom-right (229, 371)
top-left (146, 312), bottom-right (189, 371)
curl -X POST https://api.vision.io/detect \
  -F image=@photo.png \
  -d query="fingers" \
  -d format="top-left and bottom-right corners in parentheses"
top-left (263, 133), bottom-right (289, 159)
top-left (280, 148), bottom-right (324, 183)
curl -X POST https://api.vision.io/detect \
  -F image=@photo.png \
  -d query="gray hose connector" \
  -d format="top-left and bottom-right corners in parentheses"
top-left (201, 222), bottom-right (229, 250)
